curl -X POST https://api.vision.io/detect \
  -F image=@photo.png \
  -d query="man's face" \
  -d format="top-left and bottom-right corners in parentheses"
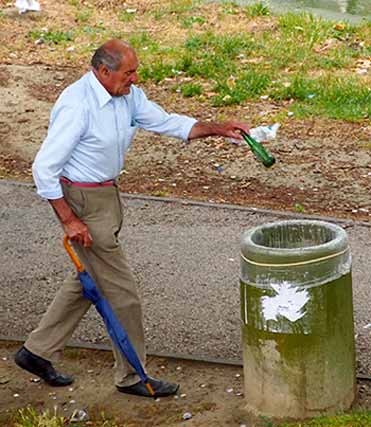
top-left (99, 50), bottom-right (139, 96)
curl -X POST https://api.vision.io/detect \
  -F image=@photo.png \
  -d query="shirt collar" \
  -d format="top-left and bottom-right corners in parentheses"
top-left (88, 71), bottom-right (112, 108)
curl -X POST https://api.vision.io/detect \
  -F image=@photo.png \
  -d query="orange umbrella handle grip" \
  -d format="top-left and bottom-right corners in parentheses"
top-left (63, 235), bottom-right (84, 273)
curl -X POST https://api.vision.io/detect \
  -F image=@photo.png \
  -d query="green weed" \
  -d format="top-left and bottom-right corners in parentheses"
top-left (75, 8), bottom-right (92, 23)
top-left (244, 2), bottom-right (270, 17)
top-left (212, 70), bottom-right (271, 106)
top-left (294, 203), bottom-right (306, 213)
top-left (14, 408), bottom-right (65, 427)
top-left (29, 29), bottom-right (74, 44)
top-left (179, 82), bottom-right (203, 97)
top-left (278, 410), bottom-right (371, 427)
top-left (179, 15), bottom-right (206, 28)
top-left (220, 1), bottom-right (240, 15)
top-left (118, 10), bottom-right (136, 23)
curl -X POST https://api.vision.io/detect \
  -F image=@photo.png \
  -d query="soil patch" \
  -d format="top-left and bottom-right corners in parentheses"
top-left (0, 63), bottom-right (371, 222)
top-left (1, 341), bottom-right (370, 426)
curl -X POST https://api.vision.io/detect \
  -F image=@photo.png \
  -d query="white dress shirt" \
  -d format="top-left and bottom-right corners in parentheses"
top-left (32, 71), bottom-right (197, 199)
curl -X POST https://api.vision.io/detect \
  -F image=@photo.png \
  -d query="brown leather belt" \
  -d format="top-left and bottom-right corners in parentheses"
top-left (60, 176), bottom-right (116, 188)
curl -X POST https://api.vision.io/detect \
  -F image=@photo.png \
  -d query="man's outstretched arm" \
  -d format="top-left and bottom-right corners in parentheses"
top-left (188, 121), bottom-right (249, 141)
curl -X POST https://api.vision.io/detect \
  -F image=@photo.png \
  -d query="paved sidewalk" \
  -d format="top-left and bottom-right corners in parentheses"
top-left (0, 181), bottom-right (370, 372)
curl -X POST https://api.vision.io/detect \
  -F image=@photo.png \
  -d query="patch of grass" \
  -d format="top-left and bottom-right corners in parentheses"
top-left (294, 203), bottom-right (306, 213)
top-left (244, 2), bottom-right (270, 17)
top-left (128, 32), bottom-right (160, 53)
top-left (139, 60), bottom-right (177, 83)
top-left (278, 410), bottom-right (371, 427)
top-left (212, 69), bottom-right (271, 106)
top-left (179, 14), bottom-right (206, 28)
top-left (14, 408), bottom-right (65, 427)
top-left (150, 0), bottom-right (201, 20)
top-left (29, 29), bottom-right (74, 44)
top-left (220, 1), bottom-right (240, 15)
top-left (118, 10), bottom-right (136, 22)
top-left (271, 74), bottom-right (371, 121)
top-left (179, 82), bottom-right (203, 97)
top-left (75, 8), bottom-right (92, 23)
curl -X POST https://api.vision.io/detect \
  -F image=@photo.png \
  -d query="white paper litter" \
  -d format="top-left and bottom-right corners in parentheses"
top-left (15, 0), bottom-right (40, 13)
top-left (228, 123), bottom-right (280, 144)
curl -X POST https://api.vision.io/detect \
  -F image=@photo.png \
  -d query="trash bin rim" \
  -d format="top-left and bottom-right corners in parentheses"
top-left (241, 219), bottom-right (348, 256)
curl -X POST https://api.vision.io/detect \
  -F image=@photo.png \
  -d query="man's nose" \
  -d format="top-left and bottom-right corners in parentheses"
top-left (131, 72), bottom-right (138, 83)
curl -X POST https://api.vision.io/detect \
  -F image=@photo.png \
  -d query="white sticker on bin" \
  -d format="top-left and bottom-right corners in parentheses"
top-left (262, 282), bottom-right (309, 323)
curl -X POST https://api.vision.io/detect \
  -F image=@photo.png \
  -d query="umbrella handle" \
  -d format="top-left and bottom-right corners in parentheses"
top-left (63, 235), bottom-right (84, 273)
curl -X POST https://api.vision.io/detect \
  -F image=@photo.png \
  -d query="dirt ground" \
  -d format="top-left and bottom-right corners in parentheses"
top-left (1, 62), bottom-right (371, 221)
top-left (0, 341), bottom-right (247, 426)
top-left (0, 341), bottom-right (370, 427)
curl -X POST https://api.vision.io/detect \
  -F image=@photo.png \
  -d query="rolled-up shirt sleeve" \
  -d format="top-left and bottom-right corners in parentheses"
top-left (32, 103), bottom-right (87, 199)
top-left (131, 86), bottom-right (197, 141)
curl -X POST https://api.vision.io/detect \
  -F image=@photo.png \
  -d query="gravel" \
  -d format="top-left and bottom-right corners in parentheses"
top-left (0, 181), bottom-right (370, 375)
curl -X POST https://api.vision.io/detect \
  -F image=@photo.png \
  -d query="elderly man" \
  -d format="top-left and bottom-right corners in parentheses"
top-left (14, 39), bottom-right (249, 397)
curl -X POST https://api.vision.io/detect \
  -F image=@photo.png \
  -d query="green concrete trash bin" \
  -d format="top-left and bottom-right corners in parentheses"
top-left (240, 220), bottom-right (356, 419)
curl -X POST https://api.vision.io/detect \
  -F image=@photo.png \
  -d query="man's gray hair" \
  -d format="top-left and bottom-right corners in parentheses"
top-left (91, 46), bottom-right (123, 71)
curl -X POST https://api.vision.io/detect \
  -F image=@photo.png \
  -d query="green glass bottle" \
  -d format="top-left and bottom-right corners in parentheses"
top-left (241, 131), bottom-right (276, 168)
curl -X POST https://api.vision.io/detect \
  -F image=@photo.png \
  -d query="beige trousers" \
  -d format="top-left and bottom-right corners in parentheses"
top-left (25, 183), bottom-right (146, 387)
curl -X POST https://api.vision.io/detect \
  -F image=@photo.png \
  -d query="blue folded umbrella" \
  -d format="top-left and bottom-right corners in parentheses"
top-left (63, 236), bottom-right (154, 396)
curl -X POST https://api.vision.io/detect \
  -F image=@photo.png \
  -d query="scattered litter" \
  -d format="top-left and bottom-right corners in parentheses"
top-left (249, 123), bottom-right (280, 142)
top-left (13, 393), bottom-right (19, 397)
top-left (260, 95), bottom-right (269, 100)
top-left (30, 378), bottom-right (40, 383)
top-left (66, 46), bottom-right (75, 52)
top-left (1, 357), bottom-right (7, 361)
top-left (182, 412), bottom-right (192, 421)
top-left (226, 388), bottom-right (234, 393)
top-left (180, 393), bottom-right (187, 398)
top-left (235, 373), bottom-right (241, 378)
top-left (202, 186), bottom-right (209, 190)
top-left (69, 399), bottom-right (76, 404)
top-left (125, 8), bottom-right (137, 13)
top-left (363, 323), bottom-right (371, 329)
top-left (160, 365), bottom-right (166, 370)
top-left (216, 165), bottom-right (223, 173)
top-left (228, 258), bottom-right (235, 262)
top-left (174, 395), bottom-right (179, 400)
top-left (240, 424), bottom-right (247, 427)
top-left (200, 383), bottom-right (207, 388)
top-left (70, 409), bottom-right (89, 422)
top-left (287, 112), bottom-right (294, 117)
top-left (230, 175), bottom-right (236, 180)
top-left (235, 392), bottom-right (243, 396)
top-left (68, 387), bottom-right (74, 391)
top-left (352, 209), bottom-right (358, 213)
top-left (176, 366), bottom-right (182, 371)
top-left (87, 370), bottom-right (94, 374)
top-left (15, 0), bottom-right (40, 13)
top-left (359, 208), bottom-right (369, 213)
top-left (155, 398), bottom-right (161, 402)
top-left (307, 94), bottom-right (316, 99)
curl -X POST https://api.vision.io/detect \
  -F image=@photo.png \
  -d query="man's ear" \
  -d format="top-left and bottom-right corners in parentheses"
top-left (97, 64), bottom-right (110, 79)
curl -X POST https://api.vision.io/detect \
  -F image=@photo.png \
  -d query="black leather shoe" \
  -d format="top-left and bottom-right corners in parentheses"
top-left (14, 346), bottom-right (74, 387)
top-left (116, 376), bottom-right (179, 398)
